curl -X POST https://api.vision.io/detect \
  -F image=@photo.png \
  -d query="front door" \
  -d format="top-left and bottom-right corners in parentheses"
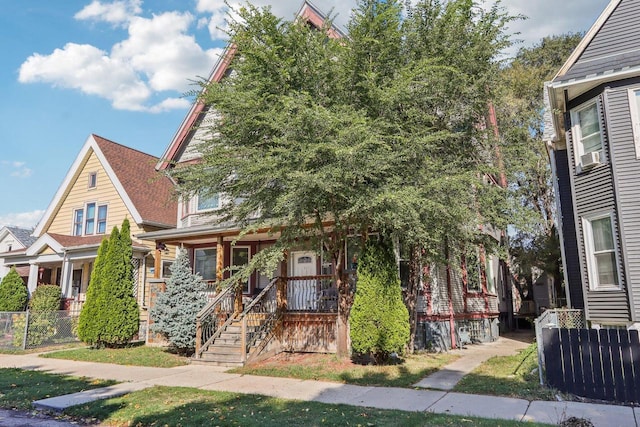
top-left (288, 251), bottom-right (317, 310)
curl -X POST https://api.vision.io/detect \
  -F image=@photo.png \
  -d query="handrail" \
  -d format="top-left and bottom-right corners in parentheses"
top-left (196, 284), bottom-right (235, 321)
top-left (239, 277), bottom-right (278, 318)
top-left (195, 284), bottom-right (236, 359)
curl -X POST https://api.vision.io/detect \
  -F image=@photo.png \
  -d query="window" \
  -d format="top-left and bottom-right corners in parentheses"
top-left (88, 172), bottom-right (97, 188)
top-left (232, 247), bottom-right (250, 293)
top-left (571, 100), bottom-right (603, 165)
top-left (485, 254), bottom-right (496, 294)
top-left (73, 203), bottom-right (107, 236)
top-left (97, 205), bottom-right (108, 234)
top-left (197, 192), bottom-right (220, 211)
top-left (627, 89), bottom-right (640, 158)
top-left (73, 209), bottom-right (84, 236)
top-left (194, 248), bottom-right (217, 281)
top-left (161, 260), bottom-right (174, 279)
top-left (583, 213), bottom-right (620, 289)
top-left (465, 248), bottom-right (481, 292)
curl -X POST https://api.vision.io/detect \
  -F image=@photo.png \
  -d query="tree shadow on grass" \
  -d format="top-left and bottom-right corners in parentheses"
top-left (454, 372), bottom-right (555, 401)
top-left (64, 386), bottom-right (532, 427)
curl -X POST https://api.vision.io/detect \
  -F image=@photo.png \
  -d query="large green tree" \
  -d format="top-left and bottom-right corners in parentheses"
top-left (497, 33), bottom-right (583, 300)
top-left (173, 0), bottom-right (514, 354)
top-left (78, 235), bottom-right (109, 345)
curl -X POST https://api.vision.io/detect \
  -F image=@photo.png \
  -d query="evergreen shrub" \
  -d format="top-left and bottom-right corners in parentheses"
top-left (0, 267), bottom-right (28, 312)
top-left (349, 236), bottom-right (410, 363)
top-left (150, 248), bottom-right (207, 354)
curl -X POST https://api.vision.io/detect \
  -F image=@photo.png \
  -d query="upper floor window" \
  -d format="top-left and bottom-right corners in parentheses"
top-left (73, 203), bottom-right (108, 236)
top-left (582, 213), bottom-right (620, 290)
top-left (197, 192), bottom-right (220, 212)
top-left (571, 100), bottom-right (604, 169)
top-left (465, 247), bottom-right (482, 292)
top-left (88, 172), bottom-right (97, 189)
top-left (627, 88), bottom-right (640, 159)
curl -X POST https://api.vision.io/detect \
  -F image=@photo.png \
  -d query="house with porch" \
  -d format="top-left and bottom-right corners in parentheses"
top-left (139, 1), bottom-right (510, 365)
top-left (0, 226), bottom-right (37, 282)
top-left (545, 0), bottom-right (640, 328)
top-left (3, 134), bottom-right (177, 331)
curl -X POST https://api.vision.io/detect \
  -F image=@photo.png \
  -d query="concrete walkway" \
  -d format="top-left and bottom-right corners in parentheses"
top-left (414, 332), bottom-right (533, 390)
top-left (0, 346), bottom-right (637, 427)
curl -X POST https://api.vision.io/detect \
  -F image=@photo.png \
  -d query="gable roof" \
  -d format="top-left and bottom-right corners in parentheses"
top-left (0, 226), bottom-right (36, 249)
top-left (156, 0), bottom-right (343, 171)
top-left (33, 134), bottom-right (177, 236)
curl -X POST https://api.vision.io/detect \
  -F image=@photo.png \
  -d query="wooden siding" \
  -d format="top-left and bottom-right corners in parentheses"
top-left (563, 1), bottom-right (640, 82)
top-left (567, 95), bottom-right (630, 322)
top-left (555, 150), bottom-right (585, 309)
top-left (604, 87), bottom-right (640, 321)
top-left (46, 150), bottom-right (143, 237)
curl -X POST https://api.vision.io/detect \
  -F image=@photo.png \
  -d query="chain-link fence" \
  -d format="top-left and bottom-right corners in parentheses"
top-left (0, 310), bottom-right (80, 350)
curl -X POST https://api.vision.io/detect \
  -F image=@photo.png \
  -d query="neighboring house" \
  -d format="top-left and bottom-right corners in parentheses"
top-left (0, 226), bottom-right (37, 282)
top-left (3, 134), bottom-right (177, 330)
top-left (141, 1), bottom-right (509, 362)
top-left (545, 0), bottom-right (640, 328)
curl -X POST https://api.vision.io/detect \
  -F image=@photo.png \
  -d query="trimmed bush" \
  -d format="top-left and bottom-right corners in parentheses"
top-left (77, 236), bottom-right (109, 345)
top-left (77, 218), bottom-right (139, 348)
top-left (150, 248), bottom-right (207, 354)
top-left (13, 284), bottom-right (62, 347)
top-left (349, 236), bottom-right (410, 363)
top-left (0, 267), bottom-right (28, 312)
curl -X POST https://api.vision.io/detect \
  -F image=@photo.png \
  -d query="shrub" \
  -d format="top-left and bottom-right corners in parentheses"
top-left (78, 219), bottom-right (139, 347)
top-left (0, 267), bottom-right (28, 312)
top-left (349, 236), bottom-right (410, 363)
top-left (13, 284), bottom-right (62, 348)
top-left (150, 248), bottom-right (207, 354)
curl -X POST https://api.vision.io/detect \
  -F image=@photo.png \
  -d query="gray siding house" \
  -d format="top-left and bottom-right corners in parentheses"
top-left (546, 0), bottom-right (640, 328)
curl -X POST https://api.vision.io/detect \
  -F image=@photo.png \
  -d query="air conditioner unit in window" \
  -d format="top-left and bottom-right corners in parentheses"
top-left (581, 151), bottom-right (601, 170)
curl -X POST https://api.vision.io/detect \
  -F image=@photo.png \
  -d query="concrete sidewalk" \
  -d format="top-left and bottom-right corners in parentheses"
top-left (0, 351), bottom-right (637, 427)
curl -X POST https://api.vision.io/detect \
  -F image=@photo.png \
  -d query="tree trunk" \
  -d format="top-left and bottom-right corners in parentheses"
top-left (405, 245), bottom-right (420, 353)
top-left (335, 250), bottom-right (350, 357)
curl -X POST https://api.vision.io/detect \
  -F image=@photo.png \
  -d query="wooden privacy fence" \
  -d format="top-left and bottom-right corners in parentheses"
top-left (541, 326), bottom-right (640, 404)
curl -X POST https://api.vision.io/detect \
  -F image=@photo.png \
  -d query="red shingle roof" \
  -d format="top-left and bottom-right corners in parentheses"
top-left (48, 233), bottom-right (106, 248)
top-left (93, 135), bottom-right (177, 227)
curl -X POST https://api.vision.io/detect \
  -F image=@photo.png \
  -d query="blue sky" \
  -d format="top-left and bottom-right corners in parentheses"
top-left (1, 0), bottom-right (609, 229)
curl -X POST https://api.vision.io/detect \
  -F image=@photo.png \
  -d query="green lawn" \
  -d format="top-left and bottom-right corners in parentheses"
top-left (230, 351), bottom-right (458, 388)
top-left (454, 343), bottom-right (556, 401)
top-left (0, 368), bottom-right (115, 410)
top-left (65, 385), bottom-right (552, 427)
top-left (40, 344), bottom-right (190, 368)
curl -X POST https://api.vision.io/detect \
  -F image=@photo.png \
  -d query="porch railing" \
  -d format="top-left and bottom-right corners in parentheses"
top-left (195, 284), bottom-right (236, 359)
top-left (238, 278), bottom-right (279, 363)
top-left (286, 275), bottom-right (337, 313)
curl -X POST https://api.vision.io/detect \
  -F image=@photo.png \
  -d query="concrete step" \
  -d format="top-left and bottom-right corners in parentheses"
top-left (207, 344), bottom-right (242, 355)
top-left (200, 351), bottom-right (244, 364)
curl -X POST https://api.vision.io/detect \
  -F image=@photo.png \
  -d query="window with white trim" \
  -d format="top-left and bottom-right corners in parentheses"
top-left (571, 100), bottom-right (604, 167)
top-left (627, 88), bottom-right (640, 158)
top-left (72, 203), bottom-right (108, 236)
top-left (194, 248), bottom-right (217, 281)
top-left (582, 213), bottom-right (620, 290)
top-left (197, 192), bottom-right (220, 211)
top-left (88, 172), bottom-right (97, 189)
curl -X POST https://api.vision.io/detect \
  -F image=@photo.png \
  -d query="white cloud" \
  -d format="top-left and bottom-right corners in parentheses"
top-left (19, 10), bottom-right (220, 112)
top-left (0, 210), bottom-right (45, 229)
top-left (1, 161), bottom-right (33, 179)
top-left (75, 0), bottom-right (142, 26)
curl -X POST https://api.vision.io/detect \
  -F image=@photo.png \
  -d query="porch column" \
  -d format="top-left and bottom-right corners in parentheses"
top-left (216, 237), bottom-right (224, 285)
top-left (277, 251), bottom-right (288, 313)
top-left (27, 263), bottom-right (39, 296)
top-left (60, 257), bottom-right (74, 298)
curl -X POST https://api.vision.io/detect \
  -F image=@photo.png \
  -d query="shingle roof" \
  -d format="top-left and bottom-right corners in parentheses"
top-left (47, 233), bottom-right (106, 248)
top-left (93, 135), bottom-right (177, 227)
top-left (6, 226), bottom-right (36, 248)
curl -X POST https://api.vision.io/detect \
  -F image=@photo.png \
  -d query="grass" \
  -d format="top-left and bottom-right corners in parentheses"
top-left (40, 344), bottom-right (190, 368)
top-left (454, 343), bottom-right (556, 401)
top-left (65, 385), bottom-right (553, 427)
top-left (0, 342), bottom-right (86, 355)
top-left (0, 368), bottom-right (115, 410)
top-left (229, 351), bottom-right (458, 388)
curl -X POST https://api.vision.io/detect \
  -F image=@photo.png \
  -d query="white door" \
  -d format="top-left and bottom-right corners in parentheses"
top-left (288, 251), bottom-right (317, 310)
